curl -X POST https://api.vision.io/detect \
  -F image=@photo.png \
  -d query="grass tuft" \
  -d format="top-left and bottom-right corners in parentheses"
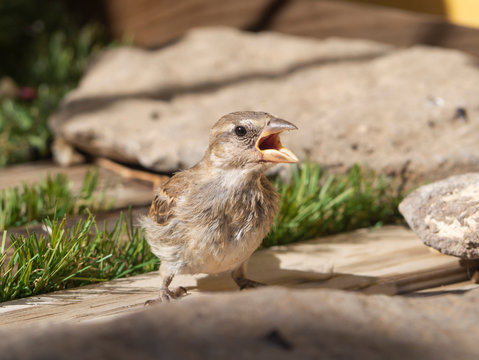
top-left (0, 211), bottom-right (156, 302)
top-left (264, 162), bottom-right (404, 247)
top-left (0, 168), bottom-right (112, 230)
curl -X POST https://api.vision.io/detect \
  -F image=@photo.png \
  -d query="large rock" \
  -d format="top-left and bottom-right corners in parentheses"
top-left (399, 173), bottom-right (479, 259)
top-left (51, 27), bottom-right (479, 184)
top-left (1, 287), bottom-right (479, 359)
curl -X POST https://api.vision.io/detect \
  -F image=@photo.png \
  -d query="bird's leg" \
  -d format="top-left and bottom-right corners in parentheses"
top-left (231, 262), bottom-right (266, 290)
top-left (145, 265), bottom-right (187, 305)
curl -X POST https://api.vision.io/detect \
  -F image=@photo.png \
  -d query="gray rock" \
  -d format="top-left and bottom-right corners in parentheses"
top-left (399, 173), bottom-right (479, 259)
top-left (1, 287), bottom-right (479, 360)
top-left (51, 27), bottom-right (479, 185)
top-left (51, 27), bottom-right (391, 171)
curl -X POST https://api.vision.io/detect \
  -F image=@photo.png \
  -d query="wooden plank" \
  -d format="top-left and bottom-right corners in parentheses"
top-left (352, 0), bottom-right (479, 29)
top-left (0, 160), bottom-right (155, 209)
top-left (100, 0), bottom-right (479, 58)
top-left (407, 280), bottom-right (479, 297)
top-left (102, 0), bottom-right (272, 46)
top-left (0, 161), bottom-right (93, 191)
top-left (268, 0), bottom-right (479, 57)
top-left (1, 225), bottom-right (477, 328)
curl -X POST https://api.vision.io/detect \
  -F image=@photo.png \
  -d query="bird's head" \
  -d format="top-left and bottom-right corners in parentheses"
top-left (205, 111), bottom-right (298, 171)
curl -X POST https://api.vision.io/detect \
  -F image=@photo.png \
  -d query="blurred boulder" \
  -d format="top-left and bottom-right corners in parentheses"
top-left (1, 287), bottom-right (479, 359)
top-left (51, 27), bottom-right (479, 185)
top-left (399, 173), bottom-right (479, 259)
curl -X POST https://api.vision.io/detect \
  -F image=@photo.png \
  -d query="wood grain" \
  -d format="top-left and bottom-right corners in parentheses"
top-left (0, 160), bottom-right (154, 208)
top-left (1, 225), bottom-right (477, 328)
top-left (101, 0), bottom-right (479, 57)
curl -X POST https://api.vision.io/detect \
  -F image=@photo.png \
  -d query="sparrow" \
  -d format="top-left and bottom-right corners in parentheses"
top-left (141, 111), bottom-right (298, 303)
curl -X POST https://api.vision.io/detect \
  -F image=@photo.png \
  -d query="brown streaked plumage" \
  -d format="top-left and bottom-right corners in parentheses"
top-left (141, 111), bottom-right (298, 303)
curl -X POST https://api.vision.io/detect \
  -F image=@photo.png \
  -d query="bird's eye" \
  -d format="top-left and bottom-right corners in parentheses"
top-left (234, 126), bottom-right (247, 137)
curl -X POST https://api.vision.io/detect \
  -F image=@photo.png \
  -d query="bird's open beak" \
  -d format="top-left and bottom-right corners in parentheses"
top-left (255, 118), bottom-right (299, 163)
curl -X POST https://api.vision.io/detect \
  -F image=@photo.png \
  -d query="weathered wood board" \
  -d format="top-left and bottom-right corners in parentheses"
top-left (0, 160), bottom-right (155, 208)
top-left (101, 0), bottom-right (479, 57)
top-left (1, 226), bottom-right (477, 329)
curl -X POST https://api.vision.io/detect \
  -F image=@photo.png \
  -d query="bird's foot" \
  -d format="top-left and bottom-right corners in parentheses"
top-left (237, 278), bottom-right (266, 290)
top-left (144, 286), bottom-right (187, 306)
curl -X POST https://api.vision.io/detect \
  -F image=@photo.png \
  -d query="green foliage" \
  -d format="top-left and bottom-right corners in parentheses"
top-left (0, 92), bottom-right (56, 165)
top-left (264, 162), bottom-right (404, 247)
top-left (0, 169), bottom-right (111, 230)
top-left (0, 23), bottom-right (105, 165)
top-left (0, 212), bottom-right (157, 302)
top-left (0, 162), bottom-right (405, 302)
top-left (0, 0), bottom-right (106, 166)
top-left (0, 1), bottom-right (105, 86)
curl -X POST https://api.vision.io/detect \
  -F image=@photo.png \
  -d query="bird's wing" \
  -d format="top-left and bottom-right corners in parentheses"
top-left (149, 174), bottom-right (186, 226)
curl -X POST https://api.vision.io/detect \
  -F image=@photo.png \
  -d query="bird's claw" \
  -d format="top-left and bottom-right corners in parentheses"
top-left (239, 279), bottom-right (266, 290)
top-left (144, 286), bottom-right (188, 306)
top-left (144, 298), bottom-right (162, 306)
top-left (170, 286), bottom-right (188, 298)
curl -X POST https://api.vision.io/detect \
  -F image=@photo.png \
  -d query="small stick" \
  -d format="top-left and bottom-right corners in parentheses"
top-left (95, 157), bottom-right (168, 189)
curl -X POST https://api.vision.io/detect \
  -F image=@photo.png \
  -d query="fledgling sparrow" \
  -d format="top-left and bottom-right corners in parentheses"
top-left (141, 111), bottom-right (298, 303)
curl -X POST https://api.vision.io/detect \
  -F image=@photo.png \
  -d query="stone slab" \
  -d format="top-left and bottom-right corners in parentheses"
top-left (0, 286), bottom-right (478, 360)
top-left (51, 27), bottom-right (479, 186)
top-left (399, 173), bottom-right (479, 259)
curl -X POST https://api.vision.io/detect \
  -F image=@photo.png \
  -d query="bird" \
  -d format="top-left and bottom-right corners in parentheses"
top-left (141, 111), bottom-right (298, 304)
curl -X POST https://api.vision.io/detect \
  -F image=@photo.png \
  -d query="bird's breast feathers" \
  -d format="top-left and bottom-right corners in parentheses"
top-left (144, 170), bottom-right (279, 274)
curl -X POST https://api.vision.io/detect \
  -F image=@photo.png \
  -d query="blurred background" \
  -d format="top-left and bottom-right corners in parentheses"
top-left (97, 0), bottom-right (479, 49)
top-left (1, 0), bottom-right (479, 168)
